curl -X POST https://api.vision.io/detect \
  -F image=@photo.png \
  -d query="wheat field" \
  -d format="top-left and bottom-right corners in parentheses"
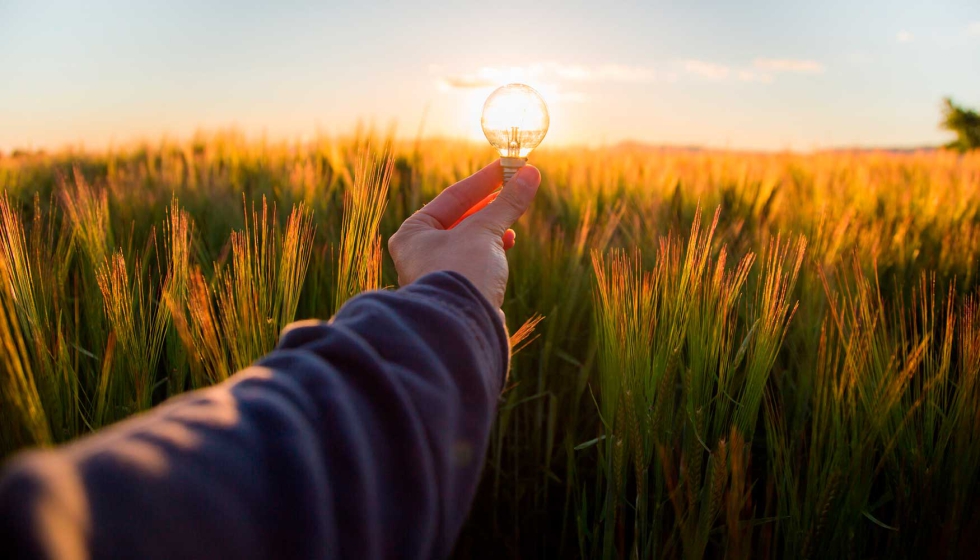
top-left (1, 133), bottom-right (979, 558)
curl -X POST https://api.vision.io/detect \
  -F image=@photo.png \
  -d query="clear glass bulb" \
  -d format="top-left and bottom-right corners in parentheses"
top-left (481, 83), bottom-right (550, 159)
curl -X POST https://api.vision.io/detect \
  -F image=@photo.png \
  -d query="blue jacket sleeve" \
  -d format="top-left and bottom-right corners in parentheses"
top-left (0, 271), bottom-right (510, 559)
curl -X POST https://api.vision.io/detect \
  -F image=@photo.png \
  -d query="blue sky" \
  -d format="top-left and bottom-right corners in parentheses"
top-left (1, 0), bottom-right (978, 151)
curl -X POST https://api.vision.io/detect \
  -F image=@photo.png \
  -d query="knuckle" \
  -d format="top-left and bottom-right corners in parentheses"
top-left (497, 192), bottom-right (526, 215)
top-left (387, 232), bottom-right (404, 254)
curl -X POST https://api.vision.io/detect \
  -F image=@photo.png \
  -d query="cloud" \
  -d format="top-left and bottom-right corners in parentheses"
top-left (683, 60), bottom-right (730, 80)
top-left (678, 58), bottom-right (823, 84)
top-left (553, 64), bottom-right (591, 81)
top-left (896, 30), bottom-right (914, 43)
top-left (542, 62), bottom-right (656, 83)
top-left (737, 70), bottom-right (773, 83)
top-left (753, 58), bottom-right (825, 74)
top-left (592, 64), bottom-right (656, 83)
top-left (438, 58), bottom-right (825, 90)
top-left (434, 61), bottom-right (657, 90)
top-left (969, 22), bottom-right (980, 36)
top-left (440, 74), bottom-right (497, 89)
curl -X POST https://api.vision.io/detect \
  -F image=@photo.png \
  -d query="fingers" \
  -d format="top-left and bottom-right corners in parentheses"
top-left (503, 229), bottom-right (516, 251)
top-left (469, 166), bottom-right (541, 236)
top-left (448, 191), bottom-right (498, 230)
top-left (414, 161), bottom-right (502, 229)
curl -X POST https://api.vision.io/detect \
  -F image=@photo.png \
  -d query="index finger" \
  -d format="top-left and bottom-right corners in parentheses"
top-left (413, 161), bottom-right (503, 229)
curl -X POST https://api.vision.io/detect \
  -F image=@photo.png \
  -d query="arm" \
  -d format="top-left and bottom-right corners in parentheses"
top-left (0, 272), bottom-right (508, 560)
top-left (0, 161), bottom-right (541, 559)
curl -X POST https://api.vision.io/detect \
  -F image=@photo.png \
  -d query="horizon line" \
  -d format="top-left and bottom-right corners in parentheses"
top-left (0, 127), bottom-right (953, 157)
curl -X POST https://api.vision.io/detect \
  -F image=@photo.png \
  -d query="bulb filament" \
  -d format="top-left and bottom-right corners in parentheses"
top-left (508, 126), bottom-right (521, 157)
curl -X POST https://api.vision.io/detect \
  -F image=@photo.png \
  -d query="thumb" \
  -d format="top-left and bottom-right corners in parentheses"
top-left (470, 166), bottom-right (541, 236)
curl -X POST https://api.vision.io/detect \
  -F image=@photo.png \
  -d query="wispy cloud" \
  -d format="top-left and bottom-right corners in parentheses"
top-left (896, 30), bottom-right (914, 43)
top-left (737, 70), bottom-right (773, 83)
top-left (683, 60), bottom-right (730, 80)
top-left (969, 22), bottom-right (980, 36)
top-left (434, 61), bottom-right (656, 90)
top-left (437, 57), bottom-right (820, 91)
top-left (532, 62), bottom-right (657, 84)
top-left (753, 58), bottom-right (825, 74)
top-left (434, 66), bottom-right (520, 90)
top-left (580, 64), bottom-right (657, 84)
top-left (681, 57), bottom-right (824, 83)
top-left (553, 64), bottom-right (591, 81)
top-left (440, 74), bottom-right (497, 89)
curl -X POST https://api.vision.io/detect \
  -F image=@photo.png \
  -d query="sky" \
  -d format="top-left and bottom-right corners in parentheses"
top-left (1, 0), bottom-right (979, 152)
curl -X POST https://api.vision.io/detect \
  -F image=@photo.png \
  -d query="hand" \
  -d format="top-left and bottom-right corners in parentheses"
top-left (388, 161), bottom-right (541, 311)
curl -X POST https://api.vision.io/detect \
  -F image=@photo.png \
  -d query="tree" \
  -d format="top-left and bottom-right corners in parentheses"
top-left (941, 98), bottom-right (980, 152)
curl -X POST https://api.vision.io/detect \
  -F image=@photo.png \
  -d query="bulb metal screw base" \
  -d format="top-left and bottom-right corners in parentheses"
top-left (500, 157), bottom-right (526, 184)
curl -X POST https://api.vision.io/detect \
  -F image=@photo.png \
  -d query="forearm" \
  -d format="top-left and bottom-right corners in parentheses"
top-left (0, 271), bottom-right (509, 559)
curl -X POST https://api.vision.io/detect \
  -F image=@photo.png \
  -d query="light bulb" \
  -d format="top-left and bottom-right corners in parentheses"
top-left (481, 83), bottom-right (549, 183)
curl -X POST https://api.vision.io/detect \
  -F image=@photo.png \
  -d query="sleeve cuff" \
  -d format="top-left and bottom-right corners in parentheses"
top-left (398, 271), bottom-right (511, 393)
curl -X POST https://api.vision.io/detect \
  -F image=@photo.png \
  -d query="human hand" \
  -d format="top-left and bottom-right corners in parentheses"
top-left (388, 161), bottom-right (541, 311)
